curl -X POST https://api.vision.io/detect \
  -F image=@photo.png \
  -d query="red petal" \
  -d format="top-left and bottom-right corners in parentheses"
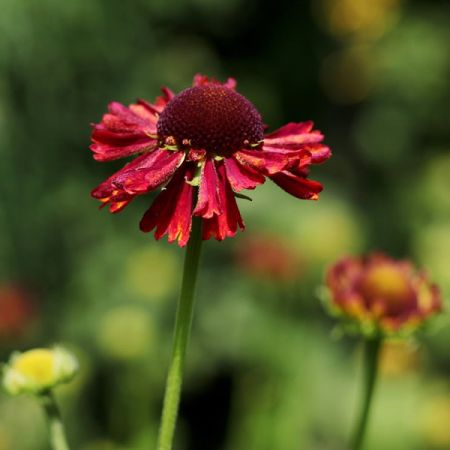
top-left (234, 149), bottom-right (292, 175)
top-left (140, 164), bottom-right (194, 247)
top-left (224, 156), bottom-right (265, 191)
top-left (202, 162), bottom-right (245, 241)
top-left (264, 122), bottom-right (326, 149)
top-left (108, 101), bottom-right (157, 131)
top-left (137, 86), bottom-right (174, 115)
top-left (90, 100), bottom-right (160, 162)
top-left (113, 150), bottom-right (185, 194)
top-left (193, 159), bottom-right (222, 219)
top-left (92, 149), bottom-right (184, 209)
top-left (303, 144), bottom-right (332, 164)
top-left (193, 74), bottom-right (237, 90)
top-left (270, 171), bottom-right (323, 200)
top-left (90, 139), bottom-right (157, 162)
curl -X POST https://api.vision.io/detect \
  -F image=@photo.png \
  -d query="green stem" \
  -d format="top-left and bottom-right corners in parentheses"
top-left (156, 218), bottom-right (203, 450)
top-left (40, 390), bottom-right (71, 450)
top-left (351, 337), bottom-right (382, 450)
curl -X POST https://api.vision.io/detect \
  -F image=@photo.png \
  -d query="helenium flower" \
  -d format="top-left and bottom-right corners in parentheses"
top-left (325, 253), bottom-right (443, 336)
top-left (90, 74), bottom-right (331, 246)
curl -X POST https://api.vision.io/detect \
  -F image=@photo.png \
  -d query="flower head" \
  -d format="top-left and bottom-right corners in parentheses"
top-left (2, 346), bottom-right (79, 395)
top-left (235, 234), bottom-right (302, 283)
top-left (0, 284), bottom-right (35, 341)
top-left (90, 74), bottom-right (331, 246)
top-left (325, 253), bottom-right (443, 336)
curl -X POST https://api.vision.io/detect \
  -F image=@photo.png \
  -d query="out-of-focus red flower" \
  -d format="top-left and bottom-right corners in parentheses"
top-left (236, 234), bottom-right (302, 283)
top-left (90, 74), bottom-right (331, 246)
top-left (325, 253), bottom-right (442, 335)
top-left (0, 285), bottom-right (35, 340)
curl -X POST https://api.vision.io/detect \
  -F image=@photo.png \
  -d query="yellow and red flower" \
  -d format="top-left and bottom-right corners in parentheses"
top-left (325, 253), bottom-right (442, 335)
top-left (90, 74), bottom-right (330, 246)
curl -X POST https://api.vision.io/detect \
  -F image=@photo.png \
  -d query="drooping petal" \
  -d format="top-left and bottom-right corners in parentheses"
top-left (234, 149), bottom-right (292, 175)
top-left (302, 144), bottom-right (332, 164)
top-left (91, 149), bottom-right (184, 211)
top-left (224, 156), bottom-right (265, 191)
top-left (112, 150), bottom-right (185, 195)
top-left (202, 162), bottom-right (245, 241)
top-left (264, 122), bottom-right (323, 145)
top-left (98, 191), bottom-right (135, 213)
top-left (264, 122), bottom-right (331, 164)
top-left (91, 100), bottom-right (160, 162)
top-left (140, 164), bottom-right (195, 247)
top-left (193, 73), bottom-right (237, 90)
top-left (270, 170), bottom-right (323, 200)
top-left (193, 158), bottom-right (222, 218)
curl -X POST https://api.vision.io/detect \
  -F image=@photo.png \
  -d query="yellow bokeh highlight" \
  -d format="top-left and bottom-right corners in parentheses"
top-left (379, 341), bottom-right (420, 377)
top-left (125, 246), bottom-right (179, 301)
top-left (0, 425), bottom-right (11, 450)
top-left (414, 222), bottom-right (450, 296)
top-left (421, 395), bottom-right (450, 447)
top-left (315, 0), bottom-right (402, 41)
top-left (320, 45), bottom-right (377, 104)
top-left (291, 198), bottom-right (365, 268)
top-left (96, 306), bottom-right (155, 361)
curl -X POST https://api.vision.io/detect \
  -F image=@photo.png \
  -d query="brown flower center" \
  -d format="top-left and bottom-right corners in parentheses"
top-left (360, 264), bottom-right (415, 316)
top-left (157, 85), bottom-right (264, 155)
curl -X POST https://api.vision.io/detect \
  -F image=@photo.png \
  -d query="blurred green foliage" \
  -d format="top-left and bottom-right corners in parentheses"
top-left (0, 0), bottom-right (449, 449)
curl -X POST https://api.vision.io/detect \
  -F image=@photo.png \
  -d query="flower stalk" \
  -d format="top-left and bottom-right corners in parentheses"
top-left (40, 390), bottom-right (71, 450)
top-left (156, 217), bottom-right (203, 450)
top-left (351, 337), bottom-right (382, 450)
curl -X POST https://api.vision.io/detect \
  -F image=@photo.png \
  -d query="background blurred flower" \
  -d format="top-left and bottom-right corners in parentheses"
top-left (0, 285), bottom-right (35, 341)
top-left (325, 253), bottom-right (443, 336)
top-left (235, 234), bottom-right (301, 283)
top-left (2, 347), bottom-right (79, 396)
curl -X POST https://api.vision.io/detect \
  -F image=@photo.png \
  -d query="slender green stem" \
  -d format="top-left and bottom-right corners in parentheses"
top-left (40, 390), bottom-right (71, 450)
top-left (156, 218), bottom-right (203, 450)
top-left (351, 337), bottom-right (382, 450)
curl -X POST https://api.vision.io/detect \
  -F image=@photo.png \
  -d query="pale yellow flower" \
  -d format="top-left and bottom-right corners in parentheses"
top-left (2, 346), bottom-right (78, 395)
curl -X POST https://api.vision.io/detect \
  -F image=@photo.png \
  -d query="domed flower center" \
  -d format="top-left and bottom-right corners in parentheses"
top-left (360, 264), bottom-right (415, 316)
top-left (157, 85), bottom-right (264, 155)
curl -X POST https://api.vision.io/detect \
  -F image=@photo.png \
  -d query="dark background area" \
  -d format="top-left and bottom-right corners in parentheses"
top-left (0, 0), bottom-right (449, 449)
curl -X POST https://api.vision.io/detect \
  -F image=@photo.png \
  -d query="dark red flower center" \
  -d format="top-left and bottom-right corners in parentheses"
top-left (157, 85), bottom-right (264, 155)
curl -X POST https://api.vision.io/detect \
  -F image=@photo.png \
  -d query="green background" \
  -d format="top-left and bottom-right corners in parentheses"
top-left (0, 0), bottom-right (449, 449)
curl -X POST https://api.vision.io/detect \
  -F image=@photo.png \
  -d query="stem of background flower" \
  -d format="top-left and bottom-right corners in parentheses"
top-left (156, 218), bottom-right (203, 450)
top-left (351, 336), bottom-right (382, 450)
top-left (40, 390), bottom-right (71, 450)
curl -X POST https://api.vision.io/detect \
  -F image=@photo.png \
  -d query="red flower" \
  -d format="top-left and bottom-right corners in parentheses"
top-left (235, 234), bottom-right (302, 283)
top-left (0, 285), bottom-right (35, 340)
top-left (325, 253), bottom-right (443, 335)
top-left (90, 74), bottom-right (331, 246)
